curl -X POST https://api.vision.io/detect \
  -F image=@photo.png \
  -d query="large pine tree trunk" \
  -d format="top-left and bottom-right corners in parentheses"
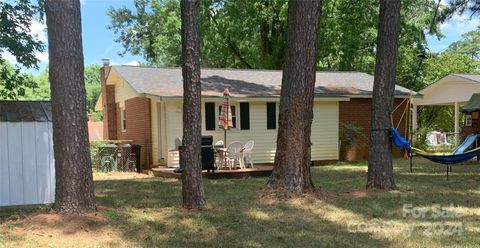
top-left (45, 0), bottom-right (96, 214)
top-left (181, 0), bottom-right (205, 209)
top-left (267, 0), bottom-right (321, 194)
top-left (367, 0), bottom-right (401, 190)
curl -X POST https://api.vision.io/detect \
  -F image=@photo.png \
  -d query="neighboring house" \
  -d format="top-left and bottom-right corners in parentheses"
top-left (95, 63), bottom-right (419, 169)
top-left (87, 115), bottom-right (103, 141)
top-left (412, 74), bottom-right (480, 144)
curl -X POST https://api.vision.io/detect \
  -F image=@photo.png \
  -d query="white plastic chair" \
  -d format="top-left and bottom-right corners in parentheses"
top-left (241, 140), bottom-right (254, 168)
top-left (225, 141), bottom-right (244, 170)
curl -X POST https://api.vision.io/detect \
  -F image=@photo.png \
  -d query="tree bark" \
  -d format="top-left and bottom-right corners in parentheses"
top-left (266, 0), bottom-right (321, 194)
top-left (181, 0), bottom-right (206, 209)
top-left (367, 0), bottom-right (401, 190)
top-left (45, 0), bottom-right (96, 214)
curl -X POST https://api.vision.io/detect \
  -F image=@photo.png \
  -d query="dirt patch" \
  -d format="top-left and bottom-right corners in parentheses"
top-left (1, 211), bottom-right (124, 247)
top-left (94, 172), bottom-right (153, 181)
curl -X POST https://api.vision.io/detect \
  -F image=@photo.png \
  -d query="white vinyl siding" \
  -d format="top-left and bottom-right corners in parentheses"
top-left (152, 99), bottom-right (339, 164)
top-left (0, 122), bottom-right (55, 207)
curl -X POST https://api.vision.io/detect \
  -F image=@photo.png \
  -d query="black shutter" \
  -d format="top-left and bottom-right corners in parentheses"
top-left (240, 102), bottom-right (250, 130)
top-left (205, 102), bottom-right (215, 130)
top-left (266, 102), bottom-right (276, 130)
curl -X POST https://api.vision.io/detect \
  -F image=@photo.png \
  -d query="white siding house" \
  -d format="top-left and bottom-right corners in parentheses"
top-left (0, 101), bottom-right (55, 207)
top-left (97, 65), bottom-right (419, 167)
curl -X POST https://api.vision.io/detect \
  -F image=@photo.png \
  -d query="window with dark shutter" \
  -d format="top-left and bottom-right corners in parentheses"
top-left (240, 102), bottom-right (250, 130)
top-left (266, 102), bottom-right (276, 130)
top-left (205, 102), bottom-right (215, 130)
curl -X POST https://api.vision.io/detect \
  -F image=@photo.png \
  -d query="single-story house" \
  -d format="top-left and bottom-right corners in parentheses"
top-left (95, 63), bottom-right (419, 169)
top-left (412, 74), bottom-right (480, 144)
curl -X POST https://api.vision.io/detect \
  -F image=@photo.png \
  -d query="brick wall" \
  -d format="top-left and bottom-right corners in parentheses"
top-left (116, 97), bottom-right (152, 169)
top-left (101, 66), bottom-right (117, 140)
top-left (339, 98), bottom-right (409, 160)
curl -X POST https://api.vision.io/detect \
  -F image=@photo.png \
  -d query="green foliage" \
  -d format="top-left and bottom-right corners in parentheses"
top-left (0, 0), bottom-right (44, 68)
top-left (0, 60), bottom-right (36, 99)
top-left (19, 64), bottom-right (102, 116)
top-left (107, 0), bottom-right (441, 77)
top-left (447, 30), bottom-right (480, 59)
top-left (338, 122), bottom-right (366, 161)
top-left (84, 64), bottom-right (102, 114)
top-left (0, 0), bottom-right (45, 99)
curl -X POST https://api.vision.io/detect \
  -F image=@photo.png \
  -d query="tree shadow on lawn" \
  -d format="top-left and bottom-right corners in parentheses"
top-left (312, 159), bottom-right (480, 246)
top-left (94, 177), bottom-right (392, 247)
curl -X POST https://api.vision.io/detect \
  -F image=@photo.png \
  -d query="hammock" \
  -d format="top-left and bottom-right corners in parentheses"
top-left (391, 128), bottom-right (479, 165)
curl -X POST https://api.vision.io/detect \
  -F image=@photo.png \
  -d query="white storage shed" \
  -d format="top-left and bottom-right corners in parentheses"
top-left (0, 101), bottom-right (55, 207)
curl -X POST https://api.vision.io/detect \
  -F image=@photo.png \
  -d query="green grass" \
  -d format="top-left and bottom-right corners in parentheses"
top-left (2, 159), bottom-right (480, 247)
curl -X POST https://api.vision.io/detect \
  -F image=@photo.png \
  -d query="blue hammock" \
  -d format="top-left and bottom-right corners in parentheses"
top-left (390, 128), bottom-right (479, 165)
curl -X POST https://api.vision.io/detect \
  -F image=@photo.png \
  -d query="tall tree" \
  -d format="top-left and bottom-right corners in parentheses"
top-left (367, 0), bottom-right (401, 190)
top-left (266, 0), bottom-right (321, 194)
top-left (180, 0), bottom-right (205, 209)
top-left (45, 0), bottom-right (96, 213)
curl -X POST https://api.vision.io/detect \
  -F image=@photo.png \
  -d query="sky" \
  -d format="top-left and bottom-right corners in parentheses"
top-left (2, 0), bottom-right (479, 74)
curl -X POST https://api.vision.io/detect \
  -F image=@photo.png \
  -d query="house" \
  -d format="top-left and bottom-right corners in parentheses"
top-left (0, 101), bottom-right (55, 207)
top-left (412, 74), bottom-right (480, 145)
top-left (95, 62), bottom-right (419, 169)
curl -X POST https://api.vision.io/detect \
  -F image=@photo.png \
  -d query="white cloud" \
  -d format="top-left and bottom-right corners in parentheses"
top-left (122, 61), bottom-right (140, 66)
top-left (440, 14), bottom-right (479, 35)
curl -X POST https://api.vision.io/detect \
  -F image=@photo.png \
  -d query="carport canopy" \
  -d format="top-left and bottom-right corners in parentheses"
top-left (412, 74), bottom-right (480, 144)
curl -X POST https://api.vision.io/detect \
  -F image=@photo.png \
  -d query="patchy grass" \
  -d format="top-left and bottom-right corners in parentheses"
top-left (1, 160), bottom-right (480, 247)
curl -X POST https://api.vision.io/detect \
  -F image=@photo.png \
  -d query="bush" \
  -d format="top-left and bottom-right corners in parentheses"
top-left (339, 122), bottom-right (366, 161)
top-left (90, 140), bottom-right (121, 172)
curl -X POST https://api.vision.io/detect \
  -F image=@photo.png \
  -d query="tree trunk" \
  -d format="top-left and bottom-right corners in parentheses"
top-left (367, 0), bottom-right (401, 190)
top-left (45, 0), bottom-right (96, 214)
top-left (181, 0), bottom-right (205, 209)
top-left (266, 0), bottom-right (321, 194)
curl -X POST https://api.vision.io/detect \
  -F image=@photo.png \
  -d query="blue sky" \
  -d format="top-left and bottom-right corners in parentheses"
top-left (2, 0), bottom-right (479, 74)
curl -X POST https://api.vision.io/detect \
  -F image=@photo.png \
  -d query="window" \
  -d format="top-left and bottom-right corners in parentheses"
top-left (240, 102), bottom-right (250, 130)
top-left (219, 105), bottom-right (237, 128)
top-left (266, 102), bottom-right (276, 130)
top-left (205, 102), bottom-right (216, 131)
top-left (121, 108), bottom-right (127, 131)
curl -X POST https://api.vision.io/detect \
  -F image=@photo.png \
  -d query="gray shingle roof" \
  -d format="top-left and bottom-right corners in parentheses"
top-left (0, 101), bottom-right (52, 122)
top-left (452, 74), bottom-right (480, 83)
top-left (111, 66), bottom-right (418, 98)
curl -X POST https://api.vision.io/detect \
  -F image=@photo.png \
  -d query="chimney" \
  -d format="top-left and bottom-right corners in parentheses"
top-left (100, 58), bottom-right (117, 140)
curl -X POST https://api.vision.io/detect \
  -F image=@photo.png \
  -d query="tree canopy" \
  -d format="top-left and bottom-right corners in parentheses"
top-left (0, 0), bottom-right (45, 99)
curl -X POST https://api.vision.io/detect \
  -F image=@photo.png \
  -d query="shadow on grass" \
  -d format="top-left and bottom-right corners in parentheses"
top-left (94, 177), bottom-right (391, 247)
top-left (311, 159), bottom-right (480, 246)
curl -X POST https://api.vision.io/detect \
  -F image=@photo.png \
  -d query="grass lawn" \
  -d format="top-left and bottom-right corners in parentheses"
top-left (1, 159), bottom-right (480, 247)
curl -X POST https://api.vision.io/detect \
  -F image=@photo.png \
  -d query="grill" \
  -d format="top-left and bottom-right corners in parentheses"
top-left (201, 135), bottom-right (215, 172)
top-left (175, 136), bottom-right (215, 173)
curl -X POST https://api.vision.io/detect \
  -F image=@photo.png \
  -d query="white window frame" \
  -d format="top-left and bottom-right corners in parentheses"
top-left (121, 107), bottom-right (127, 132)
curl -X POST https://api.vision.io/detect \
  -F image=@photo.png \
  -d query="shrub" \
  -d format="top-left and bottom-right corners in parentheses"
top-left (339, 122), bottom-right (366, 161)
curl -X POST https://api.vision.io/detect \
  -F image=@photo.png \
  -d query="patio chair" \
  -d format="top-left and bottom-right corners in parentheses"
top-left (241, 140), bottom-right (254, 168)
top-left (214, 140), bottom-right (225, 169)
top-left (225, 141), bottom-right (244, 170)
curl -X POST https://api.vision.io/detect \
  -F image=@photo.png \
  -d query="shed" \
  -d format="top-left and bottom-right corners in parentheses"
top-left (0, 101), bottom-right (55, 207)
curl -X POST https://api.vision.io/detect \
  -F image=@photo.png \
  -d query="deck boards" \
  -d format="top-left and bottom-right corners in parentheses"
top-left (151, 165), bottom-right (273, 179)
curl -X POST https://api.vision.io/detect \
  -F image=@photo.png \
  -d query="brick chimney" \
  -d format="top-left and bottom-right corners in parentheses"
top-left (100, 59), bottom-right (117, 140)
